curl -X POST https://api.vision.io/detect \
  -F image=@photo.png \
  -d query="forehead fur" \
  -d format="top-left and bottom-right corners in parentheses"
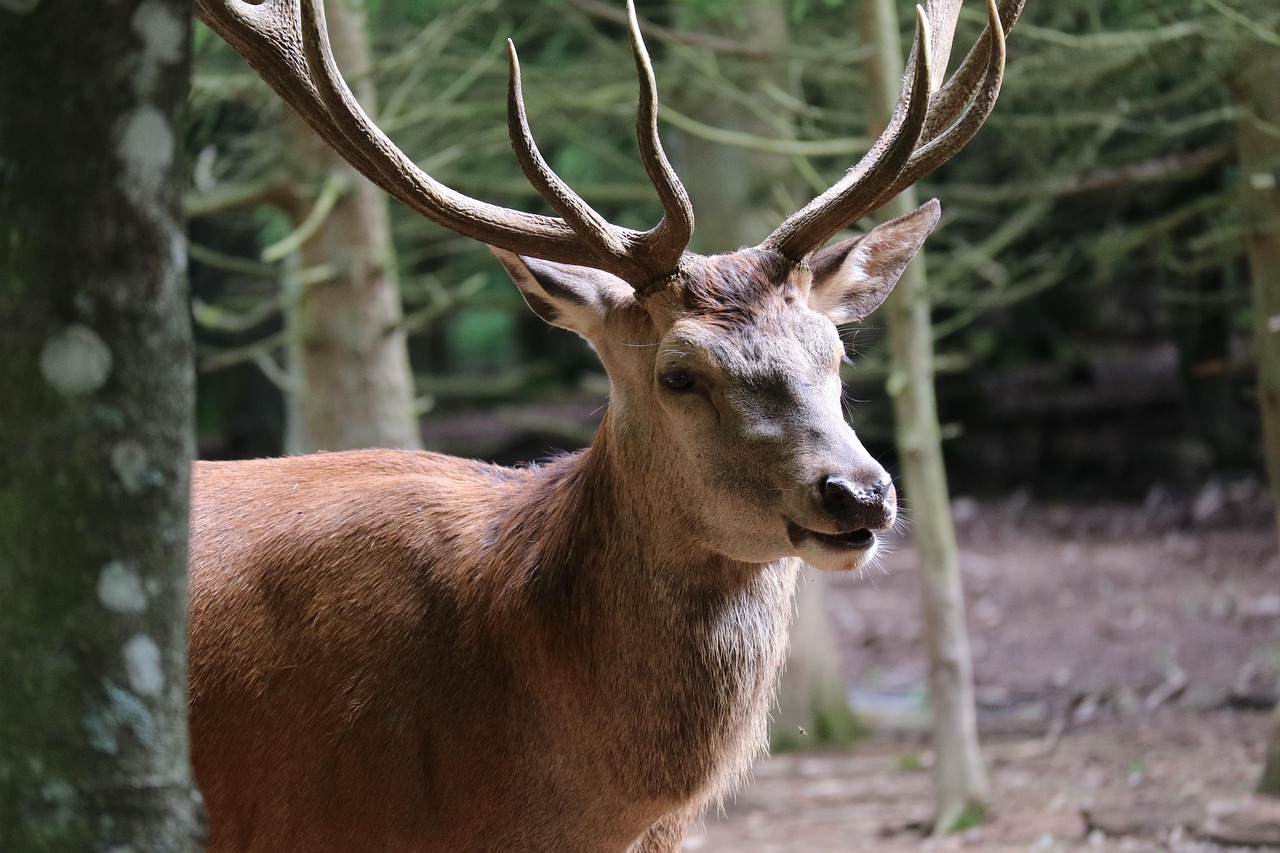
top-left (678, 249), bottom-right (804, 328)
top-left (657, 249), bottom-right (837, 376)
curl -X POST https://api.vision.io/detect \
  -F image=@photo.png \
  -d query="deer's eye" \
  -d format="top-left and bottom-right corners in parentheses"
top-left (659, 369), bottom-right (696, 393)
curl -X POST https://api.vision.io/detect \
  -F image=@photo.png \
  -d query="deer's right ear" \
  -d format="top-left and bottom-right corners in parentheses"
top-left (806, 199), bottom-right (941, 325)
top-left (490, 248), bottom-right (633, 338)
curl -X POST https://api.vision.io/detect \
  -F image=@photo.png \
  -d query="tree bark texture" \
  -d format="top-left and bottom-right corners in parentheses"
top-left (282, 0), bottom-right (420, 453)
top-left (0, 0), bottom-right (202, 849)
top-left (1235, 41), bottom-right (1280, 799)
top-left (675, 0), bottom-right (862, 748)
top-left (861, 0), bottom-right (989, 831)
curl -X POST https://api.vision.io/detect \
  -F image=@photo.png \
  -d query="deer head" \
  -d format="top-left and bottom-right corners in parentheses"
top-left (196, 0), bottom-right (1022, 571)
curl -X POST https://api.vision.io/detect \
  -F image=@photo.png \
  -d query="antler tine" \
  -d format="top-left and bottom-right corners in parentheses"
top-left (761, 6), bottom-right (934, 262)
top-left (505, 1), bottom-right (695, 288)
top-left (920, 0), bottom-right (1023, 141)
top-left (505, 40), bottom-right (627, 258)
top-left (871, 0), bottom-right (1016, 210)
top-left (625, 0), bottom-right (695, 284)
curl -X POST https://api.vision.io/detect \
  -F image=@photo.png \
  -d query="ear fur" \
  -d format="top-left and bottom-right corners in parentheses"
top-left (806, 199), bottom-right (941, 325)
top-left (489, 247), bottom-right (634, 338)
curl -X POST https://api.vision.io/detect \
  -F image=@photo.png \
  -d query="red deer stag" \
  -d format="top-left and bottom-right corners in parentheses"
top-left (189, 0), bottom-right (1022, 849)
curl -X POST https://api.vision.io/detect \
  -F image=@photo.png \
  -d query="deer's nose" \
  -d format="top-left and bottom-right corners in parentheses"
top-left (817, 473), bottom-right (895, 529)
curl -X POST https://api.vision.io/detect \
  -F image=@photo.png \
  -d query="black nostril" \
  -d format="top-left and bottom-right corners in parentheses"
top-left (818, 473), bottom-right (893, 520)
top-left (819, 476), bottom-right (857, 514)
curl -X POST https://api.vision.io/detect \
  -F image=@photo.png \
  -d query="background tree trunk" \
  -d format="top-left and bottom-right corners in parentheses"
top-left (862, 0), bottom-right (988, 831)
top-left (1235, 40), bottom-right (1280, 799)
top-left (282, 0), bottom-right (420, 453)
top-left (773, 573), bottom-right (864, 748)
top-left (675, 0), bottom-right (862, 749)
top-left (0, 0), bottom-right (203, 847)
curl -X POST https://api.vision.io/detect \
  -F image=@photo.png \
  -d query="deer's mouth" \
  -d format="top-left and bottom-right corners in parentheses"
top-left (787, 522), bottom-right (876, 551)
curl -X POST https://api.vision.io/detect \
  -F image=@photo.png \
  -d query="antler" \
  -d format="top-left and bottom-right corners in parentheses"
top-left (761, 0), bottom-right (1025, 262)
top-left (196, 0), bottom-right (693, 288)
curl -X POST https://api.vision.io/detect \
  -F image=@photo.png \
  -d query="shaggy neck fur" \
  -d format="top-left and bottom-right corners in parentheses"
top-left (490, 413), bottom-right (800, 812)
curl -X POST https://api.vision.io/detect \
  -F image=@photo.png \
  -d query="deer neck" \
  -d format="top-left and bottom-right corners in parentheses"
top-left (545, 410), bottom-right (773, 589)
top-left (489, 406), bottom-right (801, 644)
top-left (504, 405), bottom-right (802, 674)
top-left (495, 412), bottom-right (798, 804)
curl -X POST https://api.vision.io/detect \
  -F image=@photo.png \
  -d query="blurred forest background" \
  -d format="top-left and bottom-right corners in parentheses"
top-left (177, 1), bottom-right (1280, 845)
top-left (3, 0), bottom-right (1280, 848)
top-left (179, 0), bottom-right (1280, 846)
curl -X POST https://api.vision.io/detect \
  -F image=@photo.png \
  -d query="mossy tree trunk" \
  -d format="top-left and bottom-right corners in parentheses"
top-left (675, 0), bottom-right (862, 750)
top-left (1235, 40), bottom-right (1280, 799)
top-left (0, 0), bottom-right (203, 848)
top-left (282, 0), bottom-right (420, 453)
top-left (861, 0), bottom-right (988, 832)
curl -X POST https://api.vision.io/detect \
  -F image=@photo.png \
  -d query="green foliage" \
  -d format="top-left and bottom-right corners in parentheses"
top-left (1262, 710), bottom-right (1280, 796)
top-left (787, 0), bottom-right (847, 24)
top-left (770, 699), bottom-right (866, 752)
top-left (810, 701), bottom-right (867, 745)
top-left (372, 0), bottom-right (476, 28)
top-left (253, 206), bottom-right (292, 250)
top-left (447, 308), bottom-right (518, 371)
top-left (673, 0), bottom-right (746, 28)
top-left (945, 802), bottom-right (988, 833)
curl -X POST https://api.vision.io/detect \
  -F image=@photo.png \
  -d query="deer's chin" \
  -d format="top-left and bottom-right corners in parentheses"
top-left (787, 522), bottom-right (879, 572)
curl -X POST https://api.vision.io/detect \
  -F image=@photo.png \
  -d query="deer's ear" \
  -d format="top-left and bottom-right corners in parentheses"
top-left (490, 248), bottom-right (634, 337)
top-left (806, 199), bottom-right (940, 325)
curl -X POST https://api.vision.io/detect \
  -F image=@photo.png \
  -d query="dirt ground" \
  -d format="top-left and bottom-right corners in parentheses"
top-left (684, 484), bottom-right (1280, 851)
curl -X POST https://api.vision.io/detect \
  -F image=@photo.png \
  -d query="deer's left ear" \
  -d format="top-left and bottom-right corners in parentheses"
top-left (806, 199), bottom-right (941, 325)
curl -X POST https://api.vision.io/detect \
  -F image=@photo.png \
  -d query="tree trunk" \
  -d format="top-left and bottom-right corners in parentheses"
top-left (861, 0), bottom-right (988, 831)
top-left (772, 572), bottom-right (864, 749)
top-left (1235, 40), bottom-right (1280, 799)
top-left (675, 0), bottom-right (862, 749)
top-left (0, 0), bottom-right (203, 848)
top-left (283, 0), bottom-right (420, 453)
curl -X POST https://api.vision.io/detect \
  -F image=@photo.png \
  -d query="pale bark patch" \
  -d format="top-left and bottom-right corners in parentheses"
top-left (131, 0), bottom-right (184, 96)
top-left (169, 230), bottom-right (188, 275)
top-left (84, 682), bottom-right (157, 754)
top-left (123, 634), bottom-right (165, 697)
top-left (97, 560), bottom-right (149, 615)
top-left (132, 1), bottom-right (183, 63)
top-left (37, 778), bottom-right (77, 831)
top-left (111, 440), bottom-right (160, 494)
top-left (117, 106), bottom-right (174, 210)
top-left (40, 324), bottom-right (112, 395)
